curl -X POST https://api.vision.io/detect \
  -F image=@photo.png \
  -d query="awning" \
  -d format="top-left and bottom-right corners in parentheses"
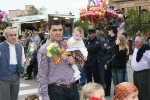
top-left (49, 14), bottom-right (75, 19)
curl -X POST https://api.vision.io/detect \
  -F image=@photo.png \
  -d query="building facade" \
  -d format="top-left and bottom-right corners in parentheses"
top-left (9, 5), bottom-right (37, 18)
top-left (107, 0), bottom-right (150, 13)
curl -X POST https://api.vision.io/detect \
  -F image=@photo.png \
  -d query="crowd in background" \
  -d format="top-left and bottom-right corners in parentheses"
top-left (0, 20), bottom-right (150, 100)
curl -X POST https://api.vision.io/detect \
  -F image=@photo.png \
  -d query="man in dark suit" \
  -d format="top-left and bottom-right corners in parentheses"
top-left (85, 28), bottom-right (101, 83)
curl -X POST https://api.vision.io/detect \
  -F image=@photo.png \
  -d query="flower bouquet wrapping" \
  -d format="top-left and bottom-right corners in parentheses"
top-left (26, 42), bottom-right (37, 60)
top-left (22, 42), bottom-right (37, 78)
top-left (47, 42), bottom-right (70, 64)
top-left (22, 42), bottom-right (37, 68)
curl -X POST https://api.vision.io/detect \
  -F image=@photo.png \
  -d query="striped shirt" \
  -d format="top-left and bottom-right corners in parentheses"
top-left (37, 40), bottom-right (82, 100)
top-left (131, 48), bottom-right (150, 71)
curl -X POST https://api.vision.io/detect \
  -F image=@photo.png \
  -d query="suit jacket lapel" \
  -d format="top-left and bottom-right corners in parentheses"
top-left (3, 41), bottom-right (10, 64)
top-left (15, 44), bottom-right (19, 64)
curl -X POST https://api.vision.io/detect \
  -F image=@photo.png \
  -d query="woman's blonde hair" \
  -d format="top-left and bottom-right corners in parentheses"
top-left (118, 35), bottom-right (129, 54)
top-left (81, 82), bottom-right (103, 100)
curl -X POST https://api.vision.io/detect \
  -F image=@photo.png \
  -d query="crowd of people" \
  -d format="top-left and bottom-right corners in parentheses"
top-left (0, 20), bottom-right (150, 100)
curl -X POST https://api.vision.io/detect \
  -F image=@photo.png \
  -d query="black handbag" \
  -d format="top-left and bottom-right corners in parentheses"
top-left (106, 55), bottom-right (116, 67)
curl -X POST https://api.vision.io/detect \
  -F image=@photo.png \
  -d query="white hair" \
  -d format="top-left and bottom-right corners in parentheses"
top-left (3, 27), bottom-right (17, 36)
top-left (136, 36), bottom-right (145, 43)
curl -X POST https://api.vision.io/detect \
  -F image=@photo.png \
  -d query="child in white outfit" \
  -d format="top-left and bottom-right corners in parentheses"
top-left (66, 27), bottom-right (88, 81)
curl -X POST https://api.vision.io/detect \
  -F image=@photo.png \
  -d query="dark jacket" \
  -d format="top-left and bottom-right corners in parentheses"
top-left (112, 45), bottom-right (127, 69)
top-left (0, 41), bottom-right (22, 80)
top-left (104, 35), bottom-right (117, 65)
top-left (85, 36), bottom-right (101, 66)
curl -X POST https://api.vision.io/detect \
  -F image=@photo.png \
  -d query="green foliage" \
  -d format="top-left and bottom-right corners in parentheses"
top-left (125, 8), bottom-right (150, 36)
top-left (50, 46), bottom-right (61, 57)
top-left (17, 6), bottom-right (47, 17)
top-left (29, 7), bottom-right (47, 15)
top-left (74, 19), bottom-right (88, 37)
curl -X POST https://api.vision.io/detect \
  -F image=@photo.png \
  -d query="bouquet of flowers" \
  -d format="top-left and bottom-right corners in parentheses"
top-left (26, 42), bottom-right (37, 59)
top-left (22, 42), bottom-right (37, 69)
top-left (47, 42), bottom-right (70, 64)
top-left (22, 42), bottom-right (37, 78)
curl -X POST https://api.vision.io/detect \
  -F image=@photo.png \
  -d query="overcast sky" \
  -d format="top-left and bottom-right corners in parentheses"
top-left (1, 0), bottom-right (88, 18)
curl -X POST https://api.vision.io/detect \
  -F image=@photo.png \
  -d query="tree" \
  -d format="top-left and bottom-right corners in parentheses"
top-left (17, 7), bottom-right (47, 17)
top-left (125, 8), bottom-right (150, 37)
top-left (29, 7), bottom-right (47, 15)
top-left (74, 19), bottom-right (88, 37)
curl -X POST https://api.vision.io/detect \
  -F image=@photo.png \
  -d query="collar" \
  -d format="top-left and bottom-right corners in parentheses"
top-left (7, 41), bottom-right (16, 46)
top-left (90, 36), bottom-right (97, 41)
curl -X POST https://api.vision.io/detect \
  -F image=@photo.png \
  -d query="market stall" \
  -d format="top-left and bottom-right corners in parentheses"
top-left (11, 14), bottom-right (75, 37)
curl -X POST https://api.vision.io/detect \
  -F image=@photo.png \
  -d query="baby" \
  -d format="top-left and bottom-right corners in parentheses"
top-left (112, 82), bottom-right (138, 100)
top-left (66, 27), bottom-right (88, 81)
top-left (81, 82), bottom-right (105, 100)
top-left (25, 94), bottom-right (39, 100)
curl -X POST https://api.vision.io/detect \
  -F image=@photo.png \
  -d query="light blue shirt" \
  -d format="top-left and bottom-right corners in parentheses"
top-left (131, 48), bottom-right (150, 71)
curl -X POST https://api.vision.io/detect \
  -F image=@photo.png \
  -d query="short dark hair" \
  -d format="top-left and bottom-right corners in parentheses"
top-left (108, 25), bottom-right (118, 34)
top-left (113, 29), bottom-right (118, 34)
top-left (18, 35), bottom-right (23, 39)
top-left (48, 20), bottom-right (62, 30)
top-left (96, 30), bottom-right (101, 36)
top-left (136, 30), bottom-right (140, 32)
top-left (25, 32), bottom-right (30, 37)
top-left (38, 33), bottom-right (44, 40)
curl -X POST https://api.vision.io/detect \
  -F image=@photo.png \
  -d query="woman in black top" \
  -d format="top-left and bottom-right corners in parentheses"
top-left (105, 35), bottom-right (129, 86)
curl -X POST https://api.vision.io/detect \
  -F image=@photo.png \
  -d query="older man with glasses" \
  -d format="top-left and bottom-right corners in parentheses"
top-left (0, 27), bottom-right (29, 100)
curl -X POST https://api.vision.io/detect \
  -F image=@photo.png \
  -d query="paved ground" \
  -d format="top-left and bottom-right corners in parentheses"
top-left (19, 77), bottom-right (39, 100)
top-left (105, 61), bottom-right (134, 100)
top-left (19, 58), bottom-right (134, 100)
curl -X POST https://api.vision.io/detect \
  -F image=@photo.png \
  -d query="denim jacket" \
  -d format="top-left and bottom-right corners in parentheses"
top-left (0, 41), bottom-right (22, 80)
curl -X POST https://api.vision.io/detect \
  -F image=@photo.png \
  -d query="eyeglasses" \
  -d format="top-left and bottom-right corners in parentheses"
top-left (9, 34), bottom-right (17, 36)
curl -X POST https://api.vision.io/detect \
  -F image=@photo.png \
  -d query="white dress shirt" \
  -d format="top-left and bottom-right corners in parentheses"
top-left (7, 42), bottom-right (26, 65)
top-left (131, 48), bottom-right (150, 71)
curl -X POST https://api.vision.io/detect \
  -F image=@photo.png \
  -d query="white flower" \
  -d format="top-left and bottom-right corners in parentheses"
top-left (30, 48), bottom-right (34, 52)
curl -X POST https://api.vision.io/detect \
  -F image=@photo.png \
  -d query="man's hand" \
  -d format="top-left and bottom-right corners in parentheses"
top-left (104, 65), bottom-right (107, 70)
top-left (65, 56), bottom-right (75, 64)
top-left (25, 59), bottom-right (30, 67)
top-left (104, 43), bottom-right (107, 47)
